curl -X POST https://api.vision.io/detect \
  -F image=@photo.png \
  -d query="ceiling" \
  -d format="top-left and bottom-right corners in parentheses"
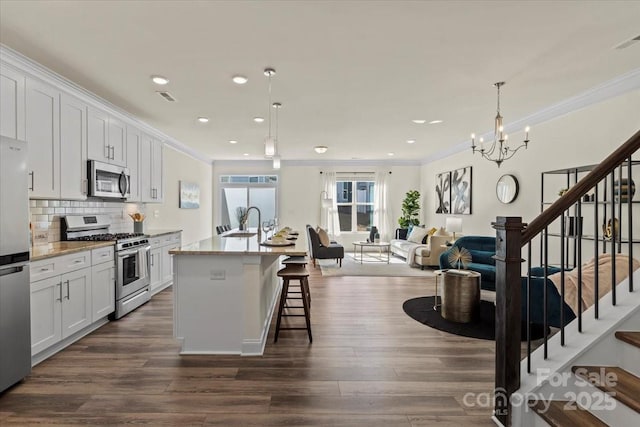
top-left (1, 1), bottom-right (639, 163)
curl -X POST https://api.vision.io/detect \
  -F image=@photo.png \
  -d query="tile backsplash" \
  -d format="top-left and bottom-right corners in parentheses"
top-left (29, 199), bottom-right (145, 243)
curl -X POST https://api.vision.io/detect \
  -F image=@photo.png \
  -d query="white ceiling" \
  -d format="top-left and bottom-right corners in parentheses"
top-left (1, 1), bottom-right (639, 163)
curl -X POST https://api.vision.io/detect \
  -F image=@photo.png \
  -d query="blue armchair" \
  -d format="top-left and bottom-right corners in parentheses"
top-left (439, 236), bottom-right (497, 291)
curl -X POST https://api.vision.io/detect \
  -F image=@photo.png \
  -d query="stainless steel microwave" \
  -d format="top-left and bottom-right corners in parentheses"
top-left (88, 160), bottom-right (130, 199)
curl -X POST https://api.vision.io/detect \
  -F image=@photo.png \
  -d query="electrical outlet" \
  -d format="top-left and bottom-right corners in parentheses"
top-left (210, 270), bottom-right (225, 280)
top-left (154, 210), bottom-right (160, 218)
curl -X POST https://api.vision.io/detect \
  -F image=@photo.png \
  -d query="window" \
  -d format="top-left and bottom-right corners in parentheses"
top-left (336, 180), bottom-right (375, 232)
top-left (220, 176), bottom-right (277, 228)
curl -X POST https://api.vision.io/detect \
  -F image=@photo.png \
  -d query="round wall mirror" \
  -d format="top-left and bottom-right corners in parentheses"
top-left (496, 174), bottom-right (519, 204)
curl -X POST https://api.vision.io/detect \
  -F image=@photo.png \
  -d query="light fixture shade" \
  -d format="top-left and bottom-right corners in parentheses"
top-left (320, 190), bottom-right (333, 208)
top-left (314, 146), bottom-right (328, 154)
top-left (272, 155), bottom-right (281, 169)
top-left (445, 217), bottom-right (463, 233)
top-left (265, 137), bottom-right (276, 157)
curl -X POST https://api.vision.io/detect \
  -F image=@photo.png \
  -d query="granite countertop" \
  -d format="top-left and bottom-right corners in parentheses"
top-left (145, 229), bottom-right (182, 238)
top-left (170, 234), bottom-right (306, 257)
top-left (31, 241), bottom-right (114, 262)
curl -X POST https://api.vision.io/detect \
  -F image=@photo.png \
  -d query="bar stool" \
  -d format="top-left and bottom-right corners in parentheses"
top-left (274, 265), bottom-right (312, 343)
top-left (281, 256), bottom-right (310, 306)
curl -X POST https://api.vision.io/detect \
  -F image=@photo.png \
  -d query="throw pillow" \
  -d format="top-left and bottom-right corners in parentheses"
top-left (316, 226), bottom-right (331, 247)
top-left (407, 226), bottom-right (429, 244)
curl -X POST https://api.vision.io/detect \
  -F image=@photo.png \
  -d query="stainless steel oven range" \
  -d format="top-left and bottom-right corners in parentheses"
top-left (62, 215), bottom-right (150, 319)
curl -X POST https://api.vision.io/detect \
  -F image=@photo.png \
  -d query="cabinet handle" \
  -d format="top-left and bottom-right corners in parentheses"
top-left (73, 259), bottom-right (83, 264)
top-left (110, 146), bottom-right (115, 160)
top-left (151, 254), bottom-right (154, 266)
top-left (105, 145), bottom-right (110, 159)
top-left (29, 171), bottom-right (34, 191)
top-left (65, 280), bottom-right (70, 300)
top-left (40, 267), bottom-right (50, 272)
top-left (56, 282), bottom-right (62, 302)
top-left (82, 179), bottom-right (88, 195)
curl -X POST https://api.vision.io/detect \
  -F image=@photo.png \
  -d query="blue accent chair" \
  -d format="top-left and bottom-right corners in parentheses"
top-left (439, 236), bottom-right (497, 291)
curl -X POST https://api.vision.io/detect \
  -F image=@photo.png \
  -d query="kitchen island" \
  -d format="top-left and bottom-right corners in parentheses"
top-left (169, 232), bottom-right (306, 355)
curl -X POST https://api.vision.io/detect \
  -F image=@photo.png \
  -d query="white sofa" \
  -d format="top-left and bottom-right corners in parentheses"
top-left (390, 228), bottom-right (451, 269)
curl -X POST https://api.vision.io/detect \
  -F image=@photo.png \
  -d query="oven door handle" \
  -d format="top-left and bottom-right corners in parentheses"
top-left (117, 248), bottom-right (142, 258)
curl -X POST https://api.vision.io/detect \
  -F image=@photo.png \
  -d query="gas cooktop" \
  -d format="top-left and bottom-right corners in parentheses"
top-left (69, 232), bottom-right (145, 242)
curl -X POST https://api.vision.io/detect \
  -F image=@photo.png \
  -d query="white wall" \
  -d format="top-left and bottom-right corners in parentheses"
top-left (143, 146), bottom-right (213, 245)
top-left (212, 162), bottom-right (422, 250)
top-left (421, 90), bottom-right (640, 237)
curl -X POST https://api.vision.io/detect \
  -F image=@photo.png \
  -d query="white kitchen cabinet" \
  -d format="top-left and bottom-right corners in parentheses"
top-left (162, 235), bottom-right (181, 285)
top-left (108, 116), bottom-right (126, 167)
top-left (25, 77), bottom-right (60, 198)
top-left (140, 133), bottom-right (163, 203)
top-left (30, 266), bottom-right (92, 356)
top-left (149, 246), bottom-right (162, 294)
top-left (60, 93), bottom-right (88, 199)
top-left (91, 245), bottom-right (115, 322)
top-left (0, 65), bottom-right (25, 140)
top-left (126, 126), bottom-right (141, 202)
top-left (87, 107), bottom-right (126, 166)
top-left (30, 250), bottom-right (96, 356)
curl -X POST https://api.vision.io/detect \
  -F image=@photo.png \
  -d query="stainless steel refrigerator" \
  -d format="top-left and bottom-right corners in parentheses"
top-left (0, 135), bottom-right (31, 392)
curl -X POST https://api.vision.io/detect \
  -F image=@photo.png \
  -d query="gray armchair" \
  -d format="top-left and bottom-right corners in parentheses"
top-left (306, 225), bottom-right (344, 267)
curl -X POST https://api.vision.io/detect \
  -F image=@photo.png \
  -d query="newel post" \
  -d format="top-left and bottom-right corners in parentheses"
top-left (492, 217), bottom-right (526, 426)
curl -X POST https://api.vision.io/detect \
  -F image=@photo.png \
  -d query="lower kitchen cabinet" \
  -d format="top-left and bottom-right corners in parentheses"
top-left (30, 267), bottom-right (92, 356)
top-left (91, 260), bottom-right (114, 322)
top-left (149, 246), bottom-right (162, 294)
top-left (149, 232), bottom-right (182, 296)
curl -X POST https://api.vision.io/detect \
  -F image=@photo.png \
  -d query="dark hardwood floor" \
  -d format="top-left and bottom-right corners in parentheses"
top-left (0, 267), bottom-right (496, 426)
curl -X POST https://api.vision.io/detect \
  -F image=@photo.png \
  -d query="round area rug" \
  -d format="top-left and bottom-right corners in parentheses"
top-left (402, 296), bottom-right (545, 341)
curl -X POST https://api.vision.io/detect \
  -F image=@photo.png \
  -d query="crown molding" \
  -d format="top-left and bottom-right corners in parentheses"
top-left (0, 44), bottom-right (213, 166)
top-left (422, 67), bottom-right (640, 165)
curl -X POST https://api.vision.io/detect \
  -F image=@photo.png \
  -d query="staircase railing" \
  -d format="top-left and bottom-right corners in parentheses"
top-left (493, 129), bottom-right (640, 426)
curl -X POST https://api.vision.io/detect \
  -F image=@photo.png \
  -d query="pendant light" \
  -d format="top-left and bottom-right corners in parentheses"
top-left (264, 68), bottom-right (276, 157)
top-left (272, 102), bottom-right (282, 169)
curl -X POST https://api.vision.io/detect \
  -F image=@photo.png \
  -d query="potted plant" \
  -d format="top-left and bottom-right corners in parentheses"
top-left (397, 190), bottom-right (421, 238)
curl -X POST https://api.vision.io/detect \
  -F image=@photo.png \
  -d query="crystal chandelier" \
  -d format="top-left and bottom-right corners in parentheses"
top-left (471, 82), bottom-right (530, 167)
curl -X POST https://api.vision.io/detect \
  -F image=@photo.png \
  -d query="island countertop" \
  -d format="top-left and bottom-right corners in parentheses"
top-left (170, 235), bottom-right (306, 256)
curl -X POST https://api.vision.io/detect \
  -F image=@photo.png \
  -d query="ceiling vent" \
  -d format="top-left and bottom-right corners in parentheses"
top-left (614, 34), bottom-right (640, 50)
top-left (156, 91), bottom-right (177, 102)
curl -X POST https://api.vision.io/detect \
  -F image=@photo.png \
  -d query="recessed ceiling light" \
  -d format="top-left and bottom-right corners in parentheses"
top-left (232, 75), bottom-right (248, 84)
top-left (314, 146), bottom-right (328, 154)
top-left (151, 75), bottom-right (169, 85)
top-left (197, 117), bottom-right (209, 123)
top-left (253, 117), bottom-right (265, 123)
top-left (387, 152), bottom-right (395, 156)
top-left (407, 139), bottom-right (416, 144)
top-left (429, 120), bottom-right (443, 124)
top-left (412, 119), bottom-right (426, 124)
top-left (229, 140), bottom-right (238, 144)
top-left (243, 153), bottom-right (249, 156)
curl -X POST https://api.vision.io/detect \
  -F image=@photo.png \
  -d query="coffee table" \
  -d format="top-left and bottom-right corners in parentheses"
top-left (352, 241), bottom-right (390, 264)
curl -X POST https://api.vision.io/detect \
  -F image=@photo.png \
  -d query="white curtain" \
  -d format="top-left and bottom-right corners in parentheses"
top-left (373, 171), bottom-right (392, 241)
top-left (321, 172), bottom-right (341, 238)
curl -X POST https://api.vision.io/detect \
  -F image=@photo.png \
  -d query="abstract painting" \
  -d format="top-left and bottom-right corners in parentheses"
top-left (435, 171), bottom-right (451, 214)
top-left (451, 166), bottom-right (472, 214)
top-left (179, 181), bottom-right (200, 209)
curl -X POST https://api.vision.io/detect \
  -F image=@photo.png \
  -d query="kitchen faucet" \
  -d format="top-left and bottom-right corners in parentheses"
top-left (244, 206), bottom-right (262, 241)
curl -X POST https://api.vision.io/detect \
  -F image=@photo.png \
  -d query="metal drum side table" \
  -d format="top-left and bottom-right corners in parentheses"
top-left (441, 270), bottom-right (481, 323)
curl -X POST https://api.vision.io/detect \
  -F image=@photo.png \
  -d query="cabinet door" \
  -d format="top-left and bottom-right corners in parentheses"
top-left (26, 78), bottom-right (60, 198)
top-left (140, 133), bottom-right (153, 202)
top-left (91, 262), bottom-right (114, 322)
top-left (61, 268), bottom-right (92, 339)
top-left (161, 244), bottom-right (177, 285)
top-left (87, 107), bottom-right (109, 162)
top-left (126, 126), bottom-right (141, 202)
top-left (0, 65), bottom-right (25, 140)
top-left (60, 93), bottom-right (87, 200)
top-left (151, 140), bottom-right (164, 202)
top-left (30, 276), bottom-right (63, 356)
top-left (149, 247), bottom-right (162, 293)
top-left (108, 116), bottom-right (127, 166)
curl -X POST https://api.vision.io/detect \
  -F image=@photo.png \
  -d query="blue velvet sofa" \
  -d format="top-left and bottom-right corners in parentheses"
top-left (439, 236), bottom-right (497, 291)
top-left (439, 236), bottom-right (575, 327)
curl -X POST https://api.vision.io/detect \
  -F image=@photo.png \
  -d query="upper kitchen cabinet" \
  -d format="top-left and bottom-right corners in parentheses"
top-left (87, 107), bottom-right (127, 167)
top-left (126, 125), bottom-right (141, 202)
top-left (60, 93), bottom-right (88, 200)
top-left (140, 133), bottom-right (164, 203)
top-left (0, 65), bottom-right (25, 140)
top-left (25, 78), bottom-right (60, 199)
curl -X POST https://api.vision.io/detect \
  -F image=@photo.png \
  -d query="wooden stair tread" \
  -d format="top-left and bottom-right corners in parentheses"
top-left (615, 331), bottom-right (640, 349)
top-left (572, 366), bottom-right (640, 413)
top-left (529, 400), bottom-right (607, 427)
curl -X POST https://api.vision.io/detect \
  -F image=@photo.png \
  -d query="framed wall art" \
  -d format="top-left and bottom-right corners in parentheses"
top-left (179, 181), bottom-right (200, 209)
top-left (451, 166), bottom-right (472, 214)
top-left (435, 171), bottom-right (451, 214)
